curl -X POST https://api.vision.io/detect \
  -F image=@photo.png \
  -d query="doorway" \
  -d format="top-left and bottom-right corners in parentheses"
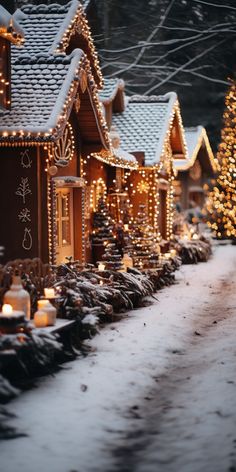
top-left (56, 188), bottom-right (74, 264)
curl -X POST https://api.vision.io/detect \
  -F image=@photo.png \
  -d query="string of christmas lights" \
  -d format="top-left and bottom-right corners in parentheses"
top-left (206, 81), bottom-right (236, 239)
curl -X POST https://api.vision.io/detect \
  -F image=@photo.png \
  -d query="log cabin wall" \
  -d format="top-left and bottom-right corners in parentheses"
top-left (175, 173), bottom-right (188, 210)
top-left (127, 168), bottom-right (157, 230)
top-left (0, 37), bottom-right (11, 110)
top-left (177, 170), bottom-right (204, 210)
top-left (175, 150), bottom-right (212, 211)
top-left (0, 145), bottom-right (39, 263)
top-left (158, 185), bottom-right (168, 240)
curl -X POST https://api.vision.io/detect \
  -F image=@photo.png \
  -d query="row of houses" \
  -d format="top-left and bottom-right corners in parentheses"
top-left (0, 1), bottom-right (217, 265)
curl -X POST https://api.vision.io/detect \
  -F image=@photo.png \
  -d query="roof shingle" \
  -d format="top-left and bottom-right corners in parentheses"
top-left (112, 93), bottom-right (177, 166)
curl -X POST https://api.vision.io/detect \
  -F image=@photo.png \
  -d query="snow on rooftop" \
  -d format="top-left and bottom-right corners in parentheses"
top-left (0, 50), bottom-right (85, 140)
top-left (112, 92), bottom-right (178, 166)
top-left (185, 126), bottom-right (204, 158)
top-left (99, 78), bottom-right (124, 104)
top-left (12, 2), bottom-right (76, 58)
top-left (174, 126), bottom-right (216, 172)
top-left (0, 5), bottom-right (24, 43)
top-left (114, 147), bottom-right (137, 165)
top-left (0, 5), bottom-right (11, 29)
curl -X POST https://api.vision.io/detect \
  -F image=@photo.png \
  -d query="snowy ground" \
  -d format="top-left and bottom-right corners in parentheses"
top-left (0, 244), bottom-right (236, 472)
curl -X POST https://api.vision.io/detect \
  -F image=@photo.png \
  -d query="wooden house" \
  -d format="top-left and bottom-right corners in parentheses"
top-left (173, 126), bottom-right (217, 211)
top-left (0, 1), bottom-right (137, 265)
top-left (111, 91), bottom-right (188, 241)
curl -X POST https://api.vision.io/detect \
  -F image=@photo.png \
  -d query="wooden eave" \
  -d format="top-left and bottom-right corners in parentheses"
top-left (156, 96), bottom-right (188, 165)
top-left (101, 80), bottom-right (125, 113)
top-left (169, 106), bottom-right (187, 160)
top-left (56, 4), bottom-right (103, 89)
top-left (175, 128), bottom-right (218, 174)
top-left (76, 85), bottom-right (110, 148)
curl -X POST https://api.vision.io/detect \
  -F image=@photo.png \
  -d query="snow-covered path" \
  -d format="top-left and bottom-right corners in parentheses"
top-left (0, 244), bottom-right (236, 472)
top-left (109, 249), bottom-right (236, 472)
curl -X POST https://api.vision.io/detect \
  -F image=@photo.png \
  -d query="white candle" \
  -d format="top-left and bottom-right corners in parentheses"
top-left (37, 299), bottom-right (56, 326)
top-left (38, 300), bottom-right (49, 310)
top-left (44, 288), bottom-right (55, 299)
top-left (98, 263), bottom-right (105, 271)
top-left (124, 224), bottom-right (129, 231)
top-left (34, 310), bottom-right (48, 328)
top-left (2, 304), bottom-right (13, 315)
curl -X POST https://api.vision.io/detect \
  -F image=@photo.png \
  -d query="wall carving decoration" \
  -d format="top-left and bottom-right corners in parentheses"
top-left (22, 227), bottom-right (33, 251)
top-left (20, 149), bottom-right (32, 169)
top-left (53, 123), bottom-right (75, 167)
top-left (15, 177), bottom-right (32, 204)
top-left (18, 208), bottom-right (31, 223)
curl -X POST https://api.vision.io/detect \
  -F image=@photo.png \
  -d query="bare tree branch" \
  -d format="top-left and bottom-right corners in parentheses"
top-left (144, 37), bottom-right (227, 95)
top-left (192, 0), bottom-right (236, 11)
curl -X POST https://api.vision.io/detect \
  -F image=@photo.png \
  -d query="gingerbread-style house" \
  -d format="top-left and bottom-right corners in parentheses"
top-left (0, 1), bottom-right (137, 265)
top-left (173, 126), bottom-right (217, 210)
top-left (111, 91), bottom-right (188, 241)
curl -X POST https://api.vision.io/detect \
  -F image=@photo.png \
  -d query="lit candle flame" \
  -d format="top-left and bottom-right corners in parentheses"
top-left (2, 304), bottom-right (13, 315)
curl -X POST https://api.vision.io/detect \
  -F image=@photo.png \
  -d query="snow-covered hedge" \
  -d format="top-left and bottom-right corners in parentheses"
top-left (173, 235), bottom-right (212, 264)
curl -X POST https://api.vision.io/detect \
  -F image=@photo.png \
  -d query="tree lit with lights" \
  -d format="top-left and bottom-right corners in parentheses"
top-left (207, 81), bottom-right (236, 240)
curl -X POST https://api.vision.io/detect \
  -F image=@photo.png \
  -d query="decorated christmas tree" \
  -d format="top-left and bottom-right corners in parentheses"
top-left (92, 197), bottom-right (115, 246)
top-left (92, 197), bottom-right (124, 270)
top-left (102, 241), bottom-right (124, 271)
top-left (126, 204), bottom-right (160, 269)
top-left (206, 81), bottom-right (236, 240)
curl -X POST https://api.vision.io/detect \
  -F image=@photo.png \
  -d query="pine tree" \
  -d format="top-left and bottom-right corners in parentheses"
top-left (92, 197), bottom-right (124, 269)
top-left (206, 81), bottom-right (236, 240)
top-left (92, 197), bottom-right (114, 246)
top-left (126, 204), bottom-right (160, 269)
top-left (102, 241), bottom-right (124, 271)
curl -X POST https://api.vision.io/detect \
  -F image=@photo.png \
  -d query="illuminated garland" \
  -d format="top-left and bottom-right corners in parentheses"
top-left (89, 177), bottom-right (107, 211)
top-left (174, 127), bottom-right (218, 173)
top-left (206, 81), bottom-right (236, 239)
top-left (55, 6), bottom-right (103, 90)
top-left (90, 149), bottom-right (138, 170)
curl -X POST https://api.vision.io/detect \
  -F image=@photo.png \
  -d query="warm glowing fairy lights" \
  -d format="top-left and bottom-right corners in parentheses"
top-left (90, 149), bottom-right (138, 170)
top-left (54, 5), bottom-right (103, 90)
top-left (206, 81), bottom-right (236, 239)
top-left (173, 127), bottom-right (218, 173)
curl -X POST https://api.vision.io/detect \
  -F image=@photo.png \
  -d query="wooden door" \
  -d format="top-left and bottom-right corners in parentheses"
top-left (56, 188), bottom-right (74, 264)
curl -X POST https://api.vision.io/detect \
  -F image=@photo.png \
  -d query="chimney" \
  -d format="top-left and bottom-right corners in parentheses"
top-left (0, 5), bottom-right (24, 110)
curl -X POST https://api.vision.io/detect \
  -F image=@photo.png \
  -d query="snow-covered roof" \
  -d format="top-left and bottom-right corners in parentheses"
top-left (0, 50), bottom-right (85, 141)
top-left (0, 5), bottom-right (24, 44)
top-left (112, 92), bottom-right (187, 167)
top-left (174, 126), bottom-right (217, 172)
top-left (99, 78), bottom-right (125, 104)
top-left (91, 147), bottom-right (138, 169)
top-left (0, 2), bottom-right (108, 145)
top-left (81, 0), bottom-right (92, 11)
top-left (186, 126), bottom-right (204, 157)
top-left (15, 1), bottom-right (103, 88)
